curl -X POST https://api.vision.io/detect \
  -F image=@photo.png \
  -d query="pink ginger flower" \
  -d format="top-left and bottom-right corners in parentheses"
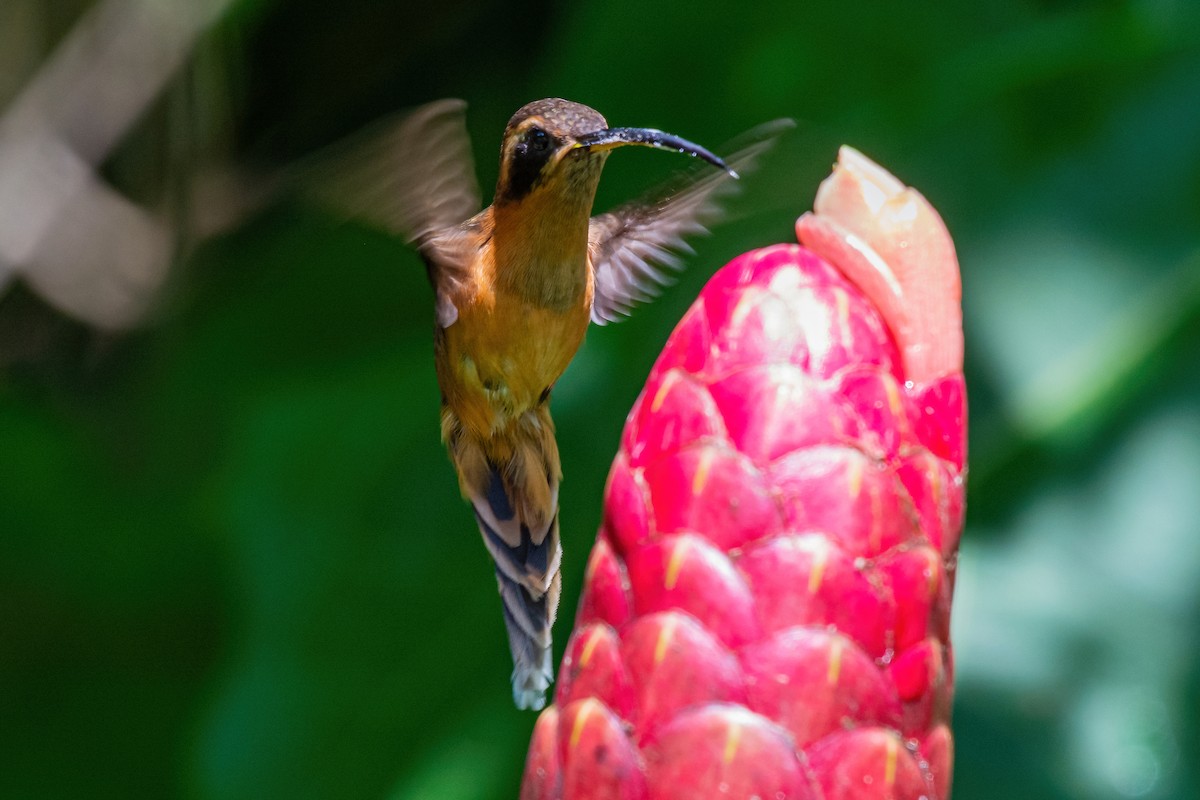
top-left (522, 146), bottom-right (966, 800)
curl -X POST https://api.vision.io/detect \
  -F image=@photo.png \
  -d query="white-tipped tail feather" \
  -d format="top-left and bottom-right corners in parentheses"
top-left (445, 406), bottom-right (564, 710)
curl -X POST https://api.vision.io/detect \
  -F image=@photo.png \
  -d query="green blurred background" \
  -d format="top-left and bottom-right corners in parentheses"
top-left (2, 0), bottom-right (1199, 798)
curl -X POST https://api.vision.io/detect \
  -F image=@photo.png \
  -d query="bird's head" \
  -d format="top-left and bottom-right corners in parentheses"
top-left (494, 98), bottom-right (733, 206)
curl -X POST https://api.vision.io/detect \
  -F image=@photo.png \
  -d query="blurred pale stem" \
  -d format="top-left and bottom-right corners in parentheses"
top-left (0, 0), bottom-right (234, 328)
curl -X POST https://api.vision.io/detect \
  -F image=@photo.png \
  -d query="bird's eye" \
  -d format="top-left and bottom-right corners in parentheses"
top-left (528, 128), bottom-right (550, 152)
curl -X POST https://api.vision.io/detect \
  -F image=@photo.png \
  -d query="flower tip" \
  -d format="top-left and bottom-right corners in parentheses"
top-left (798, 146), bottom-right (962, 385)
top-left (835, 145), bottom-right (906, 197)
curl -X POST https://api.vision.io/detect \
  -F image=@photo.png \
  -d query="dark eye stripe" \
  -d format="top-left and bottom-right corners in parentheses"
top-left (502, 128), bottom-right (556, 202)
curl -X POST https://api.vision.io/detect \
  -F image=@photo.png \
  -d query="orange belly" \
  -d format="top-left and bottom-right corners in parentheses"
top-left (437, 287), bottom-right (590, 438)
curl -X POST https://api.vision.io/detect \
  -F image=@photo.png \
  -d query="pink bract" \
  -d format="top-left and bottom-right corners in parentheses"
top-left (522, 148), bottom-right (966, 799)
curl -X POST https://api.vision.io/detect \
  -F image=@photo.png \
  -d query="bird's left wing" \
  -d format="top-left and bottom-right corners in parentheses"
top-left (295, 98), bottom-right (482, 265)
top-left (588, 119), bottom-right (793, 325)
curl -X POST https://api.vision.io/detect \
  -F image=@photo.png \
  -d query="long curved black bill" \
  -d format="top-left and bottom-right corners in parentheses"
top-left (575, 127), bottom-right (738, 178)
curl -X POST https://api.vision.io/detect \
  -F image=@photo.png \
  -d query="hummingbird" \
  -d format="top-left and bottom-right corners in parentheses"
top-left (309, 98), bottom-right (786, 709)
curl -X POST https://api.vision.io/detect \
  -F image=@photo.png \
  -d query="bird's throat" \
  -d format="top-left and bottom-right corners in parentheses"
top-left (491, 183), bottom-right (596, 311)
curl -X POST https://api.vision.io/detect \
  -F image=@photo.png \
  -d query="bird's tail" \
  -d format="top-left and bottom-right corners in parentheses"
top-left (443, 406), bottom-right (563, 710)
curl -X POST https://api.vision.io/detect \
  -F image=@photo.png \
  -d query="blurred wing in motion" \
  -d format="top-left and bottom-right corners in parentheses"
top-left (587, 118), bottom-right (794, 325)
top-left (295, 98), bottom-right (484, 327)
top-left (296, 98), bottom-right (482, 264)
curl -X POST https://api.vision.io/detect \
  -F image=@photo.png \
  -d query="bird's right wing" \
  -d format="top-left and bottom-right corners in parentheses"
top-left (588, 119), bottom-right (793, 325)
top-left (296, 98), bottom-right (482, 266)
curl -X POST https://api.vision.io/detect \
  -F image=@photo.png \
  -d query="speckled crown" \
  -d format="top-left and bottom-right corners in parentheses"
top-left (505, 98), bottom-right (607, 138)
